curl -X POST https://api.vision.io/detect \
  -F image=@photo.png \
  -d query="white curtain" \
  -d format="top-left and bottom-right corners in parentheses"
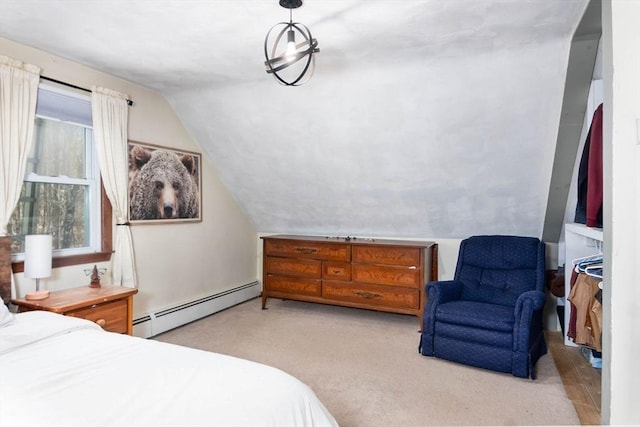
top-left (91, 87), bottom-right (137, 287)
top-left (0, 55), bottom-right (40, 236)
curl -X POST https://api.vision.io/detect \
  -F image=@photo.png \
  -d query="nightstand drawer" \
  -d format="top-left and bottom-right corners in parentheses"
top-left (67, 299), bottom-right (128, 334)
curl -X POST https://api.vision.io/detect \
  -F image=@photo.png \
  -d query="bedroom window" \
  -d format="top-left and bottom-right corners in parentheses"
top-left (9, 84), bottom-right (112, 269)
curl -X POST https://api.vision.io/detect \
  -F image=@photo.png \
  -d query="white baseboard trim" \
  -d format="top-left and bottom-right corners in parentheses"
top-left (132, 281), bottom-right (260, 338)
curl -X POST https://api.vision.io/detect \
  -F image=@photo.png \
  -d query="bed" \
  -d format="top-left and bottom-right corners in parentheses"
top-left (0, 244), bottom-right (338, 427)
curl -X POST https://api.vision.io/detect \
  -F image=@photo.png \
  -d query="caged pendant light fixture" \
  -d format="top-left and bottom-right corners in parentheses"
top-left (264, 0), bottom-right (320, 86)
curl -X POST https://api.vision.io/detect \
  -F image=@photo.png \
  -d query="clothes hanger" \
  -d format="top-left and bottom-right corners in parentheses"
top-left (572, 252), bottom-right (602, 274)
top-left (578, 258), bottom-right (602, 268)
top-left (572, 252), bottom-right (602, 265)
top-left (576, 259), bottom-right (602, 273)
top-left (585, 264), bottom-right (603, 279)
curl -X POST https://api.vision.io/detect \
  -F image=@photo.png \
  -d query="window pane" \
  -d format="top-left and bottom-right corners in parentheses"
top-left (8, 182), bottom-right (90, 253)
top-left (29, 118), bottom-right (87, 179)
top-left (9, 86), bottom-right (101, 259)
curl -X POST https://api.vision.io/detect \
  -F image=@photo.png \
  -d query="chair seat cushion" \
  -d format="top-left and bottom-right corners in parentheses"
top-left (435, 300), bottom-right (514, 332)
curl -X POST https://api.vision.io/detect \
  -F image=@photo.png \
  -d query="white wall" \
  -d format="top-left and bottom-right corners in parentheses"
top-left (602, 1), bottom-right (640, 424)
top-left (2, 37), bottom-right (258, 318)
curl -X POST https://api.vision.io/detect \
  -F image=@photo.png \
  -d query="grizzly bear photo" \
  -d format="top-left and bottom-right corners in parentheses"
top-left (128, 144), bottom-right (200, 221)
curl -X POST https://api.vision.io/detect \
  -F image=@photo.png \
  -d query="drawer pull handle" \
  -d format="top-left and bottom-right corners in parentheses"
top-left (331, 269), bottom-right (343, 274)
top-left (95, 319), bottom-right (106, 327)
top-left (295, 247), bottom-right (318, 254)
top-left (354, 291), bottom-right (382, 299)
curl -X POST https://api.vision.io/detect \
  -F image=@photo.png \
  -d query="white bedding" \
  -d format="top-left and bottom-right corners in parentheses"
top-left (0, 311), bottom-right (338, 427)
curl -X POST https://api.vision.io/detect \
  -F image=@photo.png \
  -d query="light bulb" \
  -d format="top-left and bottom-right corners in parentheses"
top-left (286, 29), bottom-right (296, 58)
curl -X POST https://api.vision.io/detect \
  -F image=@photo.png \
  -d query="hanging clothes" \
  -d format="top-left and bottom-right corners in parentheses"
top-left (575, 103), bottom-right (603, 228)
top-left (567, 272), bottom-right (603, 352)
top-left (567, 268), bottom-right (578, 340)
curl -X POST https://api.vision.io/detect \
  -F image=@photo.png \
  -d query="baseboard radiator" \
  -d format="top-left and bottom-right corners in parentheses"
top-left (132, 281), bottom-right (261, 338)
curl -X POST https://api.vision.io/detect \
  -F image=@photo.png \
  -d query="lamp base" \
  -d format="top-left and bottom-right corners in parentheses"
top-left (25, 290), bottom-right (50, 300)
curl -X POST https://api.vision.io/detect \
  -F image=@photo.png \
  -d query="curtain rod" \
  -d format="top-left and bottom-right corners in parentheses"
top-left (41, 76), bottom-right (135, 106)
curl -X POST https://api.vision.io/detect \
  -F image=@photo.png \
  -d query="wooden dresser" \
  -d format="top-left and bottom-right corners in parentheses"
top-left (262, 235), bottom-right (438, 322)
top-left (12, 285), bottom-right (138, 335)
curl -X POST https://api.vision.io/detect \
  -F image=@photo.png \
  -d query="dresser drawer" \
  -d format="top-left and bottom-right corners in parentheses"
top-left (266, 256), bottom-right (322, 278)
top-left (322, 281), bottom-right (419, 310)
top-left (352, 245), bottom-right (421, 266)
top-left (322, 261), bottom-right (351, 280)
top-left (265, 239), bottom-right (350, 261)
top-left (265, 275), bottom-right (322, 297)
top-left (352, 264), bottom-right (422, 288)
top-left (66, 299), bottom-right (128, 334)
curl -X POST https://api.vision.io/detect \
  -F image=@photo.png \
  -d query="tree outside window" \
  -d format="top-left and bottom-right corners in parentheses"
top-left (9, 85), bottom-right (112, 269)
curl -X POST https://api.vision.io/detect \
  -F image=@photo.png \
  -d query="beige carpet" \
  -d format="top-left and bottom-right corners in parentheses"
top-left (154, 298), bottom-right (580, 426)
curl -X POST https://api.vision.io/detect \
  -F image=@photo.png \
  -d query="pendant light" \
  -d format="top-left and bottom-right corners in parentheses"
top-left (264, 0), bottom-right (320, 86)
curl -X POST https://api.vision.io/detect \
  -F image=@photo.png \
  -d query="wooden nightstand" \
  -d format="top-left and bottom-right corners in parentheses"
top-left (12, 285), bottom-right (138, 335)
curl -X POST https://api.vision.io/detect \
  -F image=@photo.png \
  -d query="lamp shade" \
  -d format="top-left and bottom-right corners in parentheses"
top-left (24, 234), bottom-right (52, 279)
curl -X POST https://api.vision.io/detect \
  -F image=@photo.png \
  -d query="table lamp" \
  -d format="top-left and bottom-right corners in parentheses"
top-left (24, 234), bottom-right (52, 300)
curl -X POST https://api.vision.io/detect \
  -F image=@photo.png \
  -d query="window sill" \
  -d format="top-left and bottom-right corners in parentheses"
top-left (12, 251), bottom-right (113, 274)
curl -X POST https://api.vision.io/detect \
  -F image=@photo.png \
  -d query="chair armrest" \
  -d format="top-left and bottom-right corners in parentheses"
top-left (515, 290), bottom-right (546, 313)
top-left (426, 280), bottom-right (463, 305)
top-left (422, 280), bottom-right (463, 336)
top-left (513, 290), bottom-right (546, 351)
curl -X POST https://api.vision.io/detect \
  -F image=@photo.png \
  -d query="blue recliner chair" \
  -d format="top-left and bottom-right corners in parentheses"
top-left (419, 235), bottom-right (547, 379)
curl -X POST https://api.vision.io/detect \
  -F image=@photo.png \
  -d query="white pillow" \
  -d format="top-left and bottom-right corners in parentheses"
top-left (0, 302), bottom-right (15, 327)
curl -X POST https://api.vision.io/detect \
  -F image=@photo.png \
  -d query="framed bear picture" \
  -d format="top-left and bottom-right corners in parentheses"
top-left (128, 141), bottom-right (202, 224)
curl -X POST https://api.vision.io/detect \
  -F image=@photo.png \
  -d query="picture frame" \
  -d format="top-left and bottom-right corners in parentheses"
top-left (128, 141), bottom-right (202, 224)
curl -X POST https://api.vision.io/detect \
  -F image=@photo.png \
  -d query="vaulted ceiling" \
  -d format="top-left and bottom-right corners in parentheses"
top-left (0, 0), bottom-right (589, 239)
